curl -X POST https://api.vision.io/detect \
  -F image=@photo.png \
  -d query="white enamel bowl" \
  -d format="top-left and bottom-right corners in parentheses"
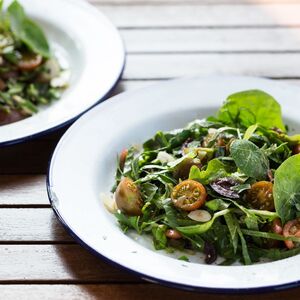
top-left (0, 0), bottom-right (125, 146)
top-left (48, 76), bottom-right (300, 293)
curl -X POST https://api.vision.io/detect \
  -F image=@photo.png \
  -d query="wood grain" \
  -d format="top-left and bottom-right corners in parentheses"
top-left (0, 208), bottom-right (71, 242)
top-left (122, 28), bottom-right (300, 52)
top-left (1, 284), bottom-right (300, 300)
top-left (0, 245), bottom-right (139, 282)
top-left (124, 53), bottom-right (300, 79)
top-left (0, 175), bottom-right (48, 206)
top-left (97, 4), bottom-right (300, 28)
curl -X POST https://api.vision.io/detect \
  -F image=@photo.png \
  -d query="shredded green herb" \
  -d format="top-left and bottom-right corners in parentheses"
top-left (0, 0), bottom-right (68, 125)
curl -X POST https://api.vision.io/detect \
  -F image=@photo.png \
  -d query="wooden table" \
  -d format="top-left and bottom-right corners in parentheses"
top-left (1, 0), bottom-right (300, 298)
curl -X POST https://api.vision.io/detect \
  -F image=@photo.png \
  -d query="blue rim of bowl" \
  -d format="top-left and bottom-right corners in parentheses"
top-left (0, 55), bottom-right (126, 148)
top-left (46, 100), bottom-right (300, 294)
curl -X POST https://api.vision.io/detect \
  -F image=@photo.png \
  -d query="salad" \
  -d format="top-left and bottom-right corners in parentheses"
top-left (0, 0), bottom-right (68, 125)
top-left (107, 89), bottom-right (300, 265)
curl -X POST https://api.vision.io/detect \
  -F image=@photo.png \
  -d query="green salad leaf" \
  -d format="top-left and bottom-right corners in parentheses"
top-left (217, 90), bottom-right (286, 131)
top-left (188, 158), bottom-right (229, 184)
top-left (7, 0), bottom-right (50, 57)
top-left (274, 154), bottom-right (300, 223)
top-left (230, 139), bottom-right (269, 180)
top-left (152, 224), bottom-right (168, 250)
top-left (176, 209), bottom-right (230, 235)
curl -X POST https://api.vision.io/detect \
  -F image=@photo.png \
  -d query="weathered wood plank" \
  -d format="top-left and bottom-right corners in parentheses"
top-left (123, 53), bottom-right (300, 79)
top-left (122, 28), bottom-right (300, 52)
top-left (97, 4), bottom-right (300, 28)
top-left (0, 209), bottom-right (71, 241)
top-left (91, 0), bottom-right (300, 4)
top-left (2, 284), bottom-right (300, 300)
top-left (0, 175), bottom-right (48, 205)
top-left (0, 245), bottom-right (139, 282)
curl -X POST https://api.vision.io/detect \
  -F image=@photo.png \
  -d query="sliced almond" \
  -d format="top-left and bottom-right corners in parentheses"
top-left (101, 192), bottom-right (118, 214)
top-left (188, 210), bottom-right (211, 223)
top-left (157, 151), bottom-right (175, 163)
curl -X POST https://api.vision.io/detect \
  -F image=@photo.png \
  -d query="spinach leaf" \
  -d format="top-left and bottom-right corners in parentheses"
top-left (243, 124), bottom-right (258, 140)
top-left (7, 0), bottom-right (50, 58)
top-left (205, 198), bottom-right (231, 211)
top-left (189, 158), bottom-right (229, 184)
top-left (274, 154), bottom-right (300, 223)
top-left (217, 90), bottom-right (285, 131)
top-left (230, 139), bottom-right (269, 180)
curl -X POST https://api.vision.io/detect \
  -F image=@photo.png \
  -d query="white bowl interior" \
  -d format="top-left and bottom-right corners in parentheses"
top-left (49, 76), bottom-right (300, 291)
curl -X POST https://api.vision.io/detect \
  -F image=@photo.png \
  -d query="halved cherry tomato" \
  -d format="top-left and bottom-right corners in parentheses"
top-left (261, 218), bottom-right (283, 249)
top-left (171, 179), bottom-right (207, 211)
top-left (272, 218), bottom-right (283, 235)
top-left (115, 177), bottom-right (143, 216)
top-left (283, 218), bottom-right (300, 249)
top-left (173, 157), bottom-right (201, 180)
top-left (292, 144), bottom-right (300, 155)
top-left (119, 148), bottom-right (128, 171)
top-left (18, 53), bottom-right (42, 71)
top-left (246, 181), bottom-right (274, 211)
top-left (165, 229), bottom-right (182, 240)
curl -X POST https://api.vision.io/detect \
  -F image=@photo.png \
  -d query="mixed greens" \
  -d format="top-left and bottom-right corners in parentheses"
top-left (0, 0), bottom-right (68, 125)
top-left (108, 89), bottom-right (300, 265)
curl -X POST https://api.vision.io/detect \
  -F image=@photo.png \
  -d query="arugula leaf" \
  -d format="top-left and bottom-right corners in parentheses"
top-left (115, 212), bottom-right (141, 233)
top-left (217, 90), bottom-right (285, 131)
top-left (230, 139), bottom-right (269, 180)
top-left (237, 227), bottom-right (251, 265)
top-left (224, 213), bottom-right (238, 254)
top-left (176, 209), bottom-right (230, 235)
top-left (249, 247), bottom-right (300, 261)
top-left (151, 224), bottom-right (167, 250)
top-left (143, 131), bottom-right (170, 150)
top-left (7, 0), bottom-right (50, 57)
top-left (242, 229), bottom-right (300, 243)
top-left (274, 154), bottom-right (300, 223)
top-left (141, 182), bottom-right (158, 203)
top-left (178, 255), bottom-right (189, 262)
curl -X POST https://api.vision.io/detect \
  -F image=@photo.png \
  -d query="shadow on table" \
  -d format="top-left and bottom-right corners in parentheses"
top-left (0, 81), bottom-right (127, 175)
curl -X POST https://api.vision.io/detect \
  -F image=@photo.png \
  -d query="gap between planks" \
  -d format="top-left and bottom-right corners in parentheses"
top-left (1, 283), bottom-right (300, 300)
